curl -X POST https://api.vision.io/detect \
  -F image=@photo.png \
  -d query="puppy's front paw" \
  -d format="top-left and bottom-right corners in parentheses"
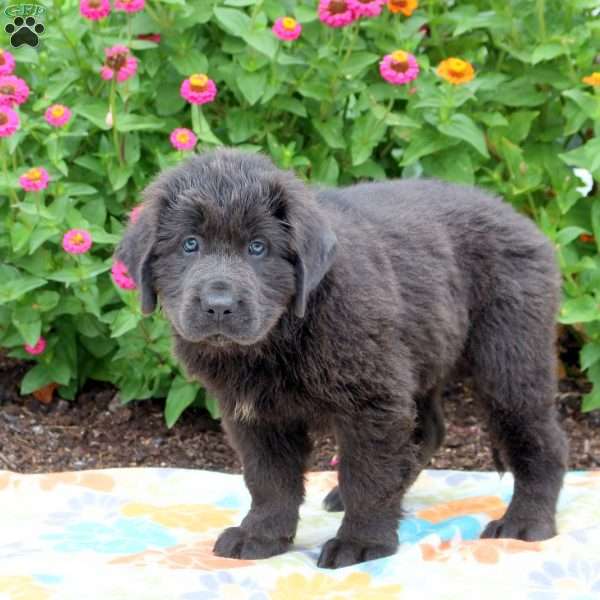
top-left (213, 526), bottom-right (291, 559)
top-left (481, 516), bottom-right (556, 542)
top-left (317, 537), bottom-right (397, 569)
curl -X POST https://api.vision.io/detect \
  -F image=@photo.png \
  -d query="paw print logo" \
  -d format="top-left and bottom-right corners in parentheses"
top-left (5, 15), bottom-right (45, 48)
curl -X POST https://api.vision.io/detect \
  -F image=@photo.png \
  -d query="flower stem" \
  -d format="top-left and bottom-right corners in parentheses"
top-left (536, 0), bottom-right (546, 41)
top-left (109, 77), bottom-right (123, 165)
top-left (1, 139), bottom-right (18, 208)
top-left (191, 103), bottom-right (201, 137)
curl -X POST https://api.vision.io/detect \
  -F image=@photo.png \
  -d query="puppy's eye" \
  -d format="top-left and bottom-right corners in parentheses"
top-left (248, 240), bottom-right (266, 257)
top-left (182, 237), bottom-right (199, 254)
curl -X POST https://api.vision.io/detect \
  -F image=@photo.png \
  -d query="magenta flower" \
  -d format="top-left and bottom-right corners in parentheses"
top-left (111, 260), bottom-right (137, 290)
top-left (180, 74), bottom-right (218, 105)
top-left (129, 204), bottom-right (143, 224)
top-left (272, 17), bottom-right (302, 41)
top-left (379, 50), bottom-right (420, 85)
top-left (44, 104), bottom-right (72, 128)
top-left (169, 127), bottom-right (197, 151)
top-left (114, 0), bottom-right (145, 13)
top-left (100, 45), bottom-right (138, 83)
top-left (318, 0), bottom-right (357, 27)
top-left (0, 49), bottom-right (16, 76)
top-left (24, 337), bottom-right (46, 356)
top-left (348, 0), bottom-right (385, 17)
top-left (62, 229), bottom-right (92, 255)
top-left (0, 105), bottom-right (19, 137)
top-left (0, 75), bottom-right (29, 106)
top-left (79, 0), bottom-right (111, 20)
top-left (19, 167), bottom-right (49, 192)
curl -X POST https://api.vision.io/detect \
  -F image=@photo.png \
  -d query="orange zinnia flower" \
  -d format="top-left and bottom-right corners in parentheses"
top-left (582, 72), bottom-right (600, 87)
top-left (437, 57), bottom-right (475, 85)
top-left (387, 0), bottom-right (417, 16)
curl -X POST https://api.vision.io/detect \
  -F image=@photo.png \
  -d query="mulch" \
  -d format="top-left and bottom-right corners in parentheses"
top-left (0, 353), bottom-right (599, 474)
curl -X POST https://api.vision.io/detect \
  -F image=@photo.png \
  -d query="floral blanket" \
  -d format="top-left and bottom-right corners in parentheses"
top-left (0, 468), bottom-right (599, 599)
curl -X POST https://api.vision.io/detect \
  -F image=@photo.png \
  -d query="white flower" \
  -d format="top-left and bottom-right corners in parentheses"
top-left (574, 168), bottom-right (594, 197)
top-left (105, 110), bottom-right (113, 127)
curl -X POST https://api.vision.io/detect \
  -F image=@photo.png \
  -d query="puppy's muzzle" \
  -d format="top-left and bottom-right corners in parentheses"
top-left (198, 279), bottom-right (241, 324)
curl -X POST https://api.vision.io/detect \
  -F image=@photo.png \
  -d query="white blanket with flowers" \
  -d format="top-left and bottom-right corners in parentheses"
top-left (0, 468), bottom-right (599, 599)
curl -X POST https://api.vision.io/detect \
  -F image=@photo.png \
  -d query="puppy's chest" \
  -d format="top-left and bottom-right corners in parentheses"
top-left (197, 355), bottom-right (334, 425)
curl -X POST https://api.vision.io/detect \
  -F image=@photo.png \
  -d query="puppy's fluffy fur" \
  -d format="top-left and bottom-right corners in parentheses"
top-left (116, 149), bottom-right (568, 568)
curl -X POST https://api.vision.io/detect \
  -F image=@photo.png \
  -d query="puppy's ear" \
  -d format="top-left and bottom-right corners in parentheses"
top-left (114, 204), bottom-right (157, 315)
top-left (269, 173), bottom-right (337, 318)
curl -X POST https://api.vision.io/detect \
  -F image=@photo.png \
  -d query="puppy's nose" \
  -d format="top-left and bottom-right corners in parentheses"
top-left (201, 280), bottom-right (235, 320)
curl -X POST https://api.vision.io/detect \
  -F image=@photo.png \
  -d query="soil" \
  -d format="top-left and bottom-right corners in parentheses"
top-left (0, 353), bottom-right (599, 474)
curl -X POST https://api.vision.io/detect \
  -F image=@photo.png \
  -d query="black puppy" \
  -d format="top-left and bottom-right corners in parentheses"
top-left (116, 149), bottom-right (568, 568)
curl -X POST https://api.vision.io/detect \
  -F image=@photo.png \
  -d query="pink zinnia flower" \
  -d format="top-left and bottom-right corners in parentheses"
top-left (24, 337), bottom-right (46, 356)
top-left (348, 0), bottom-right (385, 17)
top-left (79, 0), bottom-right (111, 20)
top-left (0, 49), bottom-right (16, 76)
top-left (62, 229), bottom-right (92, 254)
top-left (272, 17), bottom-right (302, 41)
top-left (100, 45), bottom-right (138, 83)
top-left (111, 260), bottom-right (137, 290)
top-left (0, 105), bottom-right (19, 137)
top-left (379, 50), bottom-right (420, 85)
top-left (180, 74), bottom-right (218, 105)
top-left (19, 167), bottom-right (49, 192)
top-left (318, 0), bottom-right (357, 27)
top-left (129, 204), bottom-right (143, 224)
top-left (169, 127), bottom-right (197, 151)
top-left (0, 75), bottom-right (29, 106)
top-left (114, 0), bottom-right (145, 13)
top-left (137, 33), bottom-right (161, 43)
top-left (44, 104), bottom-right (72, 128)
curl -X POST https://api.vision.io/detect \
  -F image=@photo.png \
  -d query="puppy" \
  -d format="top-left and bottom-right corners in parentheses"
top-left (116, 149), bottom-right (568, 568)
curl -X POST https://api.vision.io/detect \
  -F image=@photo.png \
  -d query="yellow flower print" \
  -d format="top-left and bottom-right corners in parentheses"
top-left (270, 572), bottom-right (402, 600)
top-left (0, 576), bottom-right (50, 600)
top-left (121, 502), bottom-right (237, 533)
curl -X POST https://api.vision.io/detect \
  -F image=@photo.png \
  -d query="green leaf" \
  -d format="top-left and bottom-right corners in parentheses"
top-left (401, 127), bottom-right (458, 166)
top-left (13, 309), bottom-right (41, 347)
top-left (0, 276), bottom-right (46, 304)
top-left (559, 295), bottom-right (600, 324)
top-left (243, 29), bottom-right (278, 59)
top-left (165, 375), bottom-right (200, 428)
top-left (237, 70), bottom-right (267, 105)
top-left (438, 114), bottom-right (489, 158)
top-left (204, 390), bottom-right (221, 420)
top-left (116, 114), bottom-right (165, 132)
top-left (343, 52), bottom-right (379, 77)
top-left (73, 102), bottom-right (111, 130)
top-left (110, 309), bottom-right (141, 338)
top-left (21, 364), bottom-right (54, 395)
top-left (314, 117), bottom-right (346, 150)
top-left (271, 96), bottom-right (307, 117)
top-left (555, 226), bottom-right (587, 246)
top-left (225, 108), bottom-right (260, 143)
top-left (581, 342), bottom-right (600, 371)
top-left (109, 164), bottom-right (133, 191)
top-left (213, 7), bottom-right (250, 36)
top-left (531, 43), bottom-right (566, 64)
top-left (170, 50), bottom-right (208, 77)
top-left (62, 183), bottom-right (98, 196)
top-left (350, 113), bottom-right (387, 166)
top-left (312, 155), bottom-right (339, 185)
top-left (559, 139), bottom-right (600, 174)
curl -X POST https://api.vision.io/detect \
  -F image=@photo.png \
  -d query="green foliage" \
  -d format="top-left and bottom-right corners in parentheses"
top-left (1, 0), bottom-right (599, 421)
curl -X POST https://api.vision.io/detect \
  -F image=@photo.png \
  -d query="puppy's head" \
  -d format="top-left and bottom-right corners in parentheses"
top-left (115, 149), bottom-right (336, 347)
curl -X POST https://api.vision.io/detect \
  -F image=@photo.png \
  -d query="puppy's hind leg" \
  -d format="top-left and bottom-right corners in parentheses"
top-left (468, 299), bottom-right (568, 542)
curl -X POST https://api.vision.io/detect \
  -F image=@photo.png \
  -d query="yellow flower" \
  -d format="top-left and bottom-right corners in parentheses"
top-left (189, 73), bottom-right (209, 92)
top-left (271, 572), bottom-right (402, 600)
top-left (436, 57), bottom-right (475, 85)
top-left (0, 576), bottom-right (50, 600)
top-left (387, 0), bottom-right (418, 16)
top-left (582, 72), bottom-right (600, 86)
top-left (121, 502), bottom-right (237, 533)
top-left (282, 17), bottom-right (298, 30)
